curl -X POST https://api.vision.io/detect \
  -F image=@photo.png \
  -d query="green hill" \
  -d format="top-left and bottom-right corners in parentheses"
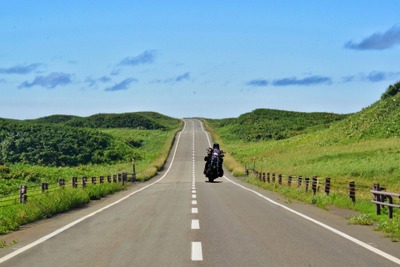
top-left (314, 81), bottom-right (400, 145)
top-left (0, 112), bottom-right (181, 167)
top-left (332, 93), bottom-right (400, 139)
top-left (31, 112), bottom-right (180, 131)
top-left (205, 81), bottom-right (400, 187)
top-left (30, 114), bottom-right (80, 124)
top-left (207, 108), bottom-right (348, 142)
top-left (207, 81), bottom-right (400, 144)
top-left (0, 120), bottom-right (118, 166)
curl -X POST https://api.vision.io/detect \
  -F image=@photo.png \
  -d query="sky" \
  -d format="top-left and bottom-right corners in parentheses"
top-left (1, 1), bottom-right (400, 120)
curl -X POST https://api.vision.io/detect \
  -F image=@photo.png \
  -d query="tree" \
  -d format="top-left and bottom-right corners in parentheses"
top-left (381, 81), bottom-right (400, 100)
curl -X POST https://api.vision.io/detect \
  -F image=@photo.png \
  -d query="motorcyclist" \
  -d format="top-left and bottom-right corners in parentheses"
top-left (204, 143), bottom-right (224, 176)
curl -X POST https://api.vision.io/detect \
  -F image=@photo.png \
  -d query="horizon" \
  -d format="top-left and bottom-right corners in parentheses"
top-left (1, 1), bottom-right (400, 120)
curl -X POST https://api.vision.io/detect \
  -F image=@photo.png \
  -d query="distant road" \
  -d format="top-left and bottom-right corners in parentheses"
top-left (0, 119), bottom-right (399, 266)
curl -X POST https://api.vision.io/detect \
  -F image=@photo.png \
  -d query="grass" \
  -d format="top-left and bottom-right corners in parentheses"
top-left (203, 119), bottom-right (400, 241)
top-left (0, 127), bottom-right (180, 196)
top-left (215, 133), bottom-right (400, 191)
top-left (0, 125), bottom-right (181, 235)
top-left (0, 183), bottom-right (126, 234)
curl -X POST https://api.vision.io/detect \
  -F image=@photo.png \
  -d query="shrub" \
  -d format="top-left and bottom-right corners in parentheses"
top-left (381, 81), bottom-right (400, 100)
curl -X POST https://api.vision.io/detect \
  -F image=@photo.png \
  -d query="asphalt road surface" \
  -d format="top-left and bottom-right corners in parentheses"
top-left (0, 119), bottom-right (399, 266)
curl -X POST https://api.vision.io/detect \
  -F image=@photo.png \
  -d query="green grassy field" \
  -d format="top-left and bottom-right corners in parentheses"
top-left (204, 124), bottom-right (400, 240)
top-left (203, 82), bottom-right (400, 240)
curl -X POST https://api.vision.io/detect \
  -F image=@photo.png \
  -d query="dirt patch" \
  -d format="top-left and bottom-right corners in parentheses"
top-left (327, 205), bottom-right (360, 219)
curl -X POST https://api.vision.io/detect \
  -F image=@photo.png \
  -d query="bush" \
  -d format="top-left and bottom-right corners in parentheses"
top-left (0, 121), bottom-right (124, 166)
top-left (381, 81), bottom-right (400, 100)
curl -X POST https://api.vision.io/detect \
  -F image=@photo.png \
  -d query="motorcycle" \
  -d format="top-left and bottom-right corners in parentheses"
top-left (204, 149), bottom-right (224, 182)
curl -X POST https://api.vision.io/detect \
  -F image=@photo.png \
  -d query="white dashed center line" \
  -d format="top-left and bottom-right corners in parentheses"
top-left (190, 123), bottom-right (203, 262)
top-left (191, 242), bottom-right (203, 261)
top-left (191, 219), bottom-right (200, 230)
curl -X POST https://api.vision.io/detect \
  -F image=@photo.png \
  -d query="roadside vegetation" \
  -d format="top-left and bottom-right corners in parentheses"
top-left (204, 81), bottom-right (400, 241)
top-left (0, 112), bottom-right (182, 235)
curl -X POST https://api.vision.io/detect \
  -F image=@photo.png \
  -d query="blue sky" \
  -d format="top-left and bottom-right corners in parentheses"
top-left (1, 1), bottom-right (400, 119)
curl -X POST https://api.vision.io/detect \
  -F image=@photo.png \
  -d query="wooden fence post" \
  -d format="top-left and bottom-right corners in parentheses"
top-left (305, 177), bottom-right (310, 192)
top-left (349, 181), bottom-right (356, 203)
top-left (297, 176), bottom-right (302, 188)
top-left (132, 160), bottom-right (137, 182)
top-left (325, 178), bottom-right (331, 195)
top-left (20, 185), bottom-right (27, 204)
top-left (312, 177), bottom-right (317, 195)
top-left (72, 177), bottom-right (78, 188)
top-left (42, 182), bottom-right (48, 192)
top-left (373, 183), bottom-right (381, 215)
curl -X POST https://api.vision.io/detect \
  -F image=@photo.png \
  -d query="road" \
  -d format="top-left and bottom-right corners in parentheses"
top-left (0, 119), bottom-right (399, 266)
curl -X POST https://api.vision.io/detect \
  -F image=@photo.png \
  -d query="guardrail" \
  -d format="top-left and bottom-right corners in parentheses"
top-left (371, 183), bottom-right (400, 219)
top-left (17, 172), bottom-right (135, 204)
top-left (1, 172), bottom-right (136, 207)
top-left (1, 161), bottom-right (138, 208)
top-left (248, 169), bottom-right (357, 202)
top-left (247, 169), bottom-right (399, 219)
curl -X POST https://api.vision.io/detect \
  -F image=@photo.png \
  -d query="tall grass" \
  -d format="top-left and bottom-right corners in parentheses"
top-left (0, 183), bottom-right (126, 234)
top-left (219, 135), bottom-right (400, 191)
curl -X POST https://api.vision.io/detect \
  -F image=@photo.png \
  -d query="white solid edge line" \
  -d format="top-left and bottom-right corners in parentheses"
top-left (191, 242), bottom-right (203, 261)
top-left (199, 118), bottom-right (400, 265)
top-left (0, 123), bottom-right (186, 264)
top-left (223, 175), bottom-right (400, 265)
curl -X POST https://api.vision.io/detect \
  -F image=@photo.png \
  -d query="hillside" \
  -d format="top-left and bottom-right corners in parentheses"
top-left (323, 92), bottom-right (400, 142)
top-left (30, 114), bottom-right (80, 124)
top-left (206, 108), bottom-right (348, 142)
top-left (205, 82), bottom-right (400, 187)
top-left (30, 112), bottom-right (180, 131)
top-left (0, 120), bottom-right (120, 166)
top-left (0, 112), bottom-right (182, 167)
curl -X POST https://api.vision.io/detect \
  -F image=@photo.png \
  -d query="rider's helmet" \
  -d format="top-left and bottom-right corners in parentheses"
top-left (213, 143), bottom-right (220, 150)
